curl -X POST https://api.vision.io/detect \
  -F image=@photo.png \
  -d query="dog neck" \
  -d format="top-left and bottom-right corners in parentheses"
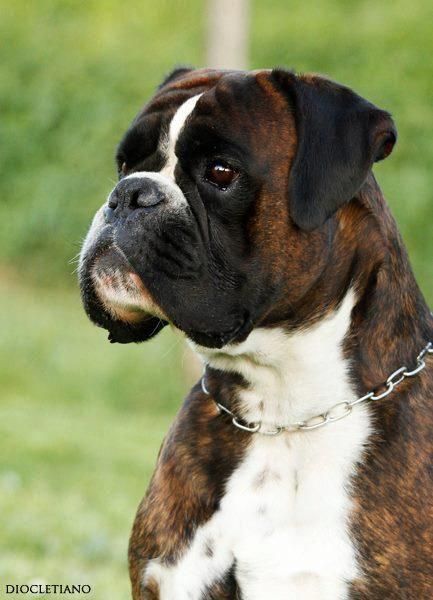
top-left (346, 175), bottom-right (433, 390)
top-left (197, 289), bottom-right (356, 427)
top-left (192, 176), bottom-right (433, 426)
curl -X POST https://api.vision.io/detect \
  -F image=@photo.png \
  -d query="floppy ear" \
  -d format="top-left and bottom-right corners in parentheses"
top-left (271, 70), bottom-right (397, 231)
top-left (158, 66), bottom-right (193, 89)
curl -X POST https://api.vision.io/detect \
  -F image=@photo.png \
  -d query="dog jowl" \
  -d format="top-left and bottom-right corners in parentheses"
top-left (79, 68), bottom-right (433, 600)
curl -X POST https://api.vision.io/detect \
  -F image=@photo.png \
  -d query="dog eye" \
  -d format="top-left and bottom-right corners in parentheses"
top-left (204, 160), bottom-right (238, 190)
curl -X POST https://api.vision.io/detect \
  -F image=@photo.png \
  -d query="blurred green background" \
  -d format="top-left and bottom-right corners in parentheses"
top-left (1, 0), bottom-right (432, 597)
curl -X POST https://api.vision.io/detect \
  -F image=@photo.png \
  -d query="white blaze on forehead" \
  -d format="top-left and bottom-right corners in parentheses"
top-left (161, 93), bottom-right (202, 178)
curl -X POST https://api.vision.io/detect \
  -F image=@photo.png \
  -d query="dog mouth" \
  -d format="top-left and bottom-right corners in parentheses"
top-left (91, 247), bottom-right (166, 324)
top-left (80, 239), bottom-right (254, 348)
top-left (80, 243), bottom-right (168, 344)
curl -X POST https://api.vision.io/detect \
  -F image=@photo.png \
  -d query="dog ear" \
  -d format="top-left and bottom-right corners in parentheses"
top-left (271, 70), bottom-right (397, 231)
top-left (158, 66), bottom-right (194, 89)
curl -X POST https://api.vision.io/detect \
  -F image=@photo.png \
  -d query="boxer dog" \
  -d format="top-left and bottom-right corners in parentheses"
top-left (79, 68), bottom-right (433, 599)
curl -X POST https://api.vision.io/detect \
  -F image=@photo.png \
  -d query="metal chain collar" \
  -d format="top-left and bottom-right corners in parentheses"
top-left (201, 341), bottom-right (433, 436)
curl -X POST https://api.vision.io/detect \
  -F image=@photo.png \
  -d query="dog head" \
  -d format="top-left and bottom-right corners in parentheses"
top-left (79, 68), bottom-right (396, 348)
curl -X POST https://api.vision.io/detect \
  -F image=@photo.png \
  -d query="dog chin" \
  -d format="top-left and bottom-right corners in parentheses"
top-left (92, 268), bottom-right (165, 323)
top-left (88, 248), bottom-right (168, 343)
top-left (106, 316), bottom-right (167, 344)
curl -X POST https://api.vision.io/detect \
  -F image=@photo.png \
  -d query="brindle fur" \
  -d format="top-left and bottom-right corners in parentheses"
top-left (82, 68), bottom-right (433, 599)
top-left (129, 176), bottom-right (433, 599)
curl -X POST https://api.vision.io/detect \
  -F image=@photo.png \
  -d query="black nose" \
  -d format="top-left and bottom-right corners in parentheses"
top-left (104, 177), bottom-right (164, 221)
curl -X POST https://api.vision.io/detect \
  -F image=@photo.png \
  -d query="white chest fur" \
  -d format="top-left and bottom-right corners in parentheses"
top-left (145, 291), bottom-right (372, 599)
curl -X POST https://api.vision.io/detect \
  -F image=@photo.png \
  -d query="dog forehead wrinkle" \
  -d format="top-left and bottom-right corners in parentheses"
top-left (161, 93), bottom-right (203, 179)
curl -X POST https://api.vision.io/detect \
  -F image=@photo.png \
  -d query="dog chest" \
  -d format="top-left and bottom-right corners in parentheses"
top-left (144, 291), bottom-right (373, 598)
top-left (144, 408), bottom-right (371, 600)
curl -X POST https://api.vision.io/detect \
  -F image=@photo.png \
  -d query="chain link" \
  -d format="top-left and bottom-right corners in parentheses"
top-left (201, 341), bottom-right (433, 436)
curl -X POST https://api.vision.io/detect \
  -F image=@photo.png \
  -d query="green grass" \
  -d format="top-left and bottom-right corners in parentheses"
top-left (0, 0), bottom-right (432, 598)
top-left (0, 275), bottom-right (191, 598)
